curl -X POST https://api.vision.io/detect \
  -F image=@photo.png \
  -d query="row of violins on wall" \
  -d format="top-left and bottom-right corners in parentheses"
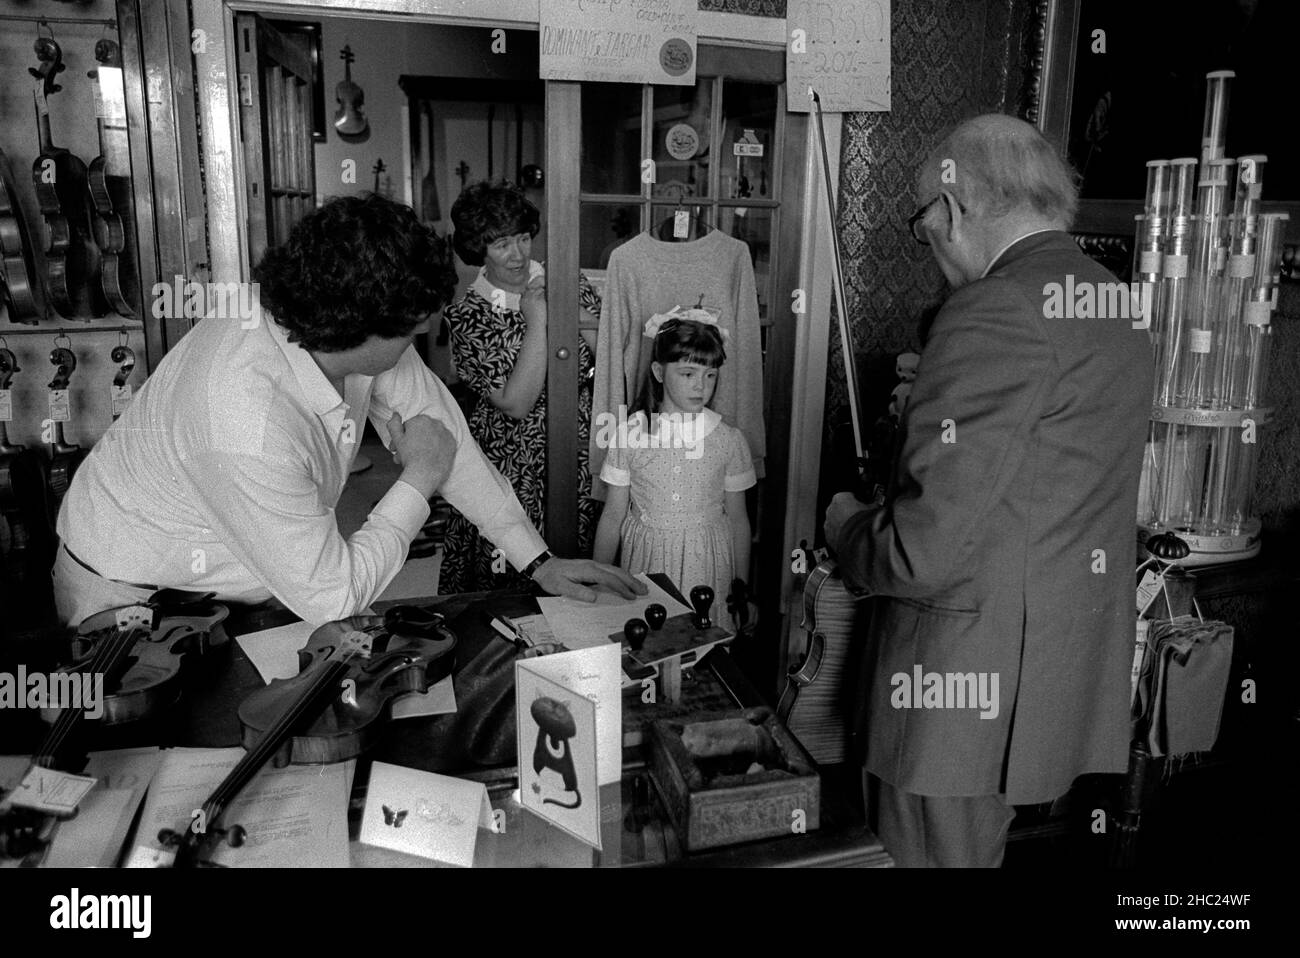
top-left (0, 337), bottom-right (135, 622)
top-left (1, 34), bottom-right (138, 325)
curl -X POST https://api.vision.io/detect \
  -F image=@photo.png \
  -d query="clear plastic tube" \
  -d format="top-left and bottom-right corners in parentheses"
top-left (1177, 158), bottom-right (1234, 408)
top-left (1241, 212), bottom-right (1288, 409)
top-left (1153, 159), bottom-right (1198, 405)
top-left (1200, 71), bottom-right (1234, 166)
top-left (1210, 155), bottom-right (1266, 409)
top-left (1200, 424), bottom-right (1237, 534)
top-left (1132, 162), bottom-right (1171, 383)
top-left (1158, 421), bottom-right (1209, 531)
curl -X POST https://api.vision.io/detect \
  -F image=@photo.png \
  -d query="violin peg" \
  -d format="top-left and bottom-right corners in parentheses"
top-left (644, 604), bottom-right (667, 631)
top-left (623, 618), bottom-right (649, 651)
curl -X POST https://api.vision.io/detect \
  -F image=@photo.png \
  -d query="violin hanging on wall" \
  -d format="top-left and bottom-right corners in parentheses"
top-left (87, 38), bottom-right (133, 318)
top-left (333, 45), bottom-right (369, 139)
top-left (0, 147), bottom-right (44, 325)
top-left (30, 36), bottom-right (104, 319)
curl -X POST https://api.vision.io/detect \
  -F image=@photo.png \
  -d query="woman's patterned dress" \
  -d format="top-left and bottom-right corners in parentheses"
top-left (436, 269), bottom-right (599, 594)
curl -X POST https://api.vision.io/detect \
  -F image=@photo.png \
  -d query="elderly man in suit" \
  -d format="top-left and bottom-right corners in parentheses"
top-left (824, 114), bottom-right (1152, 867)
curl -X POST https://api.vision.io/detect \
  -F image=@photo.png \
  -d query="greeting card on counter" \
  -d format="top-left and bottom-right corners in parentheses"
top-left (514, 643), bottom-right (621, 850)
top-left (359, 762), bottom-right (494, 868)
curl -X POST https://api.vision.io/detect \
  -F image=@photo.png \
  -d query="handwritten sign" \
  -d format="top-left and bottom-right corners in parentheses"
top-left (540, 0), bottom-right (697, 86)
top-left (787, 0), bottom-right (891, 113)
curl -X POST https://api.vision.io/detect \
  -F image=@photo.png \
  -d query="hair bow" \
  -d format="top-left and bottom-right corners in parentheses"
top-left (643, 304), bottom-right (728, 341)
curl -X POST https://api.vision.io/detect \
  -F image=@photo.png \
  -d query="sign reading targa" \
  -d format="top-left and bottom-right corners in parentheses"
top-left (787, 0), bottom-right (891, 113)
top-left (539, 0), bottom-right (698, 86)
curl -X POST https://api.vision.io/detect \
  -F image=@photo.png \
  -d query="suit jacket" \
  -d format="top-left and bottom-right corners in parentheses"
top-left (836, 231), bottom-right (1152, 804)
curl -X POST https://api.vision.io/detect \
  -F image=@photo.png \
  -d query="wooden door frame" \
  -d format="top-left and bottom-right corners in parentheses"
top-left (190, 0), bottom-right (783, 285)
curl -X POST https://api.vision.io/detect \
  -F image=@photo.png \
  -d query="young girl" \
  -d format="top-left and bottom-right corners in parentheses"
top-left (593, 315), bottom-right (755, 620)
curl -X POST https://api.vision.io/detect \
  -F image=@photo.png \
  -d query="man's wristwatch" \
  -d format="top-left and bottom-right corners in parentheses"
top-left (521, 549), bottom-right (555, 579)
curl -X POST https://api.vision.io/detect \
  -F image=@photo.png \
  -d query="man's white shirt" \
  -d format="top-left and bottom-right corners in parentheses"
top-left (57, 311), bottom-right (545, 624)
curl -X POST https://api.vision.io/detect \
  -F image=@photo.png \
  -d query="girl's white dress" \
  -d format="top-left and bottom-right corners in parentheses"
top-left (599, 408), bottom-right (756, 603)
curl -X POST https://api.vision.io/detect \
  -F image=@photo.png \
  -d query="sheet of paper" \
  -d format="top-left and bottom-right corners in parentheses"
top-left (516, 666), bottom-right (601, 850)
top-left (236, 621), bottom-right (455, 716)
top-left (132, 747), bottom-right (350, 867)
top-left (359, 762), bottom-right (493, 868)
top-left (41, 788), bottom-right (135, 867)
top-left (537, 573), bottom-right (690, 651)
top-left (390, 680), bottom-right (457, 719)
top-left (235, 620), bottom-right (316, 681)
top-left (41, 747), bottom-right (164, 867)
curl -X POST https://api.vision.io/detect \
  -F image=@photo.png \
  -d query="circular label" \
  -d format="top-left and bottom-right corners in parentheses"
top-left (659, 38), bottom-right (693, 77)
top-left (665, 123), bottom-right (699, 160)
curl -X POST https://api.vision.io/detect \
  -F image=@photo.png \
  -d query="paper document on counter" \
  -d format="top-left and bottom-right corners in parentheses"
top-left (131, 747), bottom-right (351, 867)
top-left (537, 574), bottom-right (690, 650)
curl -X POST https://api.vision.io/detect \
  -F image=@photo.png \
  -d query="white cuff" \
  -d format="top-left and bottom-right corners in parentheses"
top-left (375, 479), bottom-right (434, 535)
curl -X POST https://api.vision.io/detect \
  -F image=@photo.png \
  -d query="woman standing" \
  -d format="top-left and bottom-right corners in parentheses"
top-left (438, 182), bottom-right (599, 593)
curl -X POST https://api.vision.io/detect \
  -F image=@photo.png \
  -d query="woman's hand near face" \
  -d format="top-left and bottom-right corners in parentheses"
top-left (520, 273), bottom-right (547, 328)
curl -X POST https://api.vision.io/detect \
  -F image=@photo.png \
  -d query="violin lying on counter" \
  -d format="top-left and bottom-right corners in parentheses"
top-left (1, 592), bottom-right (229, 864)
top-left (41, 590), bottom-right (229, 726)
top-left (161, 605), bottom-right (456, 866)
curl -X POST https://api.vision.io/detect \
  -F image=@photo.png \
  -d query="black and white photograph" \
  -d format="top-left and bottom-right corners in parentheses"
top-left (0, 0), bottom-right (1290, 941)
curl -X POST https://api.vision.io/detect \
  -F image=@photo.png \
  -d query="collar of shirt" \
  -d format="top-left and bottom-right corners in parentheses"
top-left (980, 228), bottom-right (1057, 279)
top-left (265, 312), bottom-right (359, 418)
top-left (645, 407), bottom-right (722, 444)
top-left (471, 261), bottom-right (544, 312)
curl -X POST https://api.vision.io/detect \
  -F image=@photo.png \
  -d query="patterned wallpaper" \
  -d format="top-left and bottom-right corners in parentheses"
top-left (698, 0), bottom-right (786, 15)
top-left (821, 0), bottom-right (1033, 458)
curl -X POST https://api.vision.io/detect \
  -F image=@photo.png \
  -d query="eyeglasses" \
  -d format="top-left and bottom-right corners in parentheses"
top-left (908, 195), bottom-right (967, 245)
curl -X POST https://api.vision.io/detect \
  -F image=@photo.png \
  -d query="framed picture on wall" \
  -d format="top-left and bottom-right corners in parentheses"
top-left (1030, 0), bottom-right (1300, 242)
top-left (269, 19), bottom-right (327, 142)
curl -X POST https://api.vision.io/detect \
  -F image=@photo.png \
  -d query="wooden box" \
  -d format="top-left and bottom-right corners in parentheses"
top-left (647, 709), bottom-right (820, 851)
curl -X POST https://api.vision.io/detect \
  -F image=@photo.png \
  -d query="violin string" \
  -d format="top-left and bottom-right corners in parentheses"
top-left (207, 644), bottom-right (365, 813)
top-left (42, 625), bottom-right (137, 758)
top-left (42, 626), bottom-right (126, 756)
top-left (41, 624), bottom-right (140, 761)
top-left (207, 660), bottom-right (350, 814)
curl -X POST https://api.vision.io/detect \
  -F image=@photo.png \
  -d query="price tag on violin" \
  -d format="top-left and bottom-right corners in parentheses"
top-left (0, 389), bottom-right (11, 422)
top-left (9, 765), bottom-right (98, 814)
top-left (111, 384), bottom-right (133, 418)
top-left (48, 388), bottom-right (71, 422)
top-left (1136, 569), bottom-right (1162, 615)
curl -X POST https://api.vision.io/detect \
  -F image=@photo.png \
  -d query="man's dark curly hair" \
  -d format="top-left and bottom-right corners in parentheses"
top-left (450, 181), bottom-right (540, 267)
top-left (253, 193), bottom-right (457, 352)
